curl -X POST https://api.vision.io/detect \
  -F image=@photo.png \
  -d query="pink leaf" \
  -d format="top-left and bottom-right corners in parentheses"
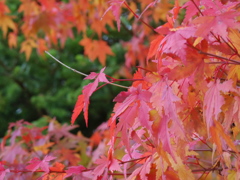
top-left (204, 80), bottom-right (234, 134)
top-left (93, 155), bottom-right (122, 180)
top-left (159, 26), bottom-right (196, 61)
top-left (64, 165), bottom-right (86, 179)
top-left (26, 155), bottom-right (56, 173)
top-left (102, 0), bottom-right (124, 32)
top-left (0, 164), bottom-right (9, 180)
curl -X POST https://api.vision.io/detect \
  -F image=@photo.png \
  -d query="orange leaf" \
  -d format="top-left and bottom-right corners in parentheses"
top-left (8, 32), bottom-right (17, 48)
top-left (79, 38), bottom-right (114, 65)
top-left (20, 38), bottom-right (37, 60)
top-left (0, 15), bottom-right (16, 38)
top-left (45, 162), bottom-right (66, 180)
top-left (210, 120), bottom-right (237, 154)
top-left (147, 35), bottom-right (164, 60)
top-left (37, 38), bottom-right (48, 55)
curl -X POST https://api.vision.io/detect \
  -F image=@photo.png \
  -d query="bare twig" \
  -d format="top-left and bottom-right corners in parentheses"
top-left (45, 51), bottom-right (88, 77)
top-left (45, 51), bottom-right (129, 89)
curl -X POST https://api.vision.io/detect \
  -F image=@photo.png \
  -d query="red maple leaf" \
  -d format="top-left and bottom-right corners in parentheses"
top-left (71, 68), bottom-right (110, 126)
top-left (26, 155), bottom-right (56, 173)
top-left (64, 165), bottom-right (86, 179)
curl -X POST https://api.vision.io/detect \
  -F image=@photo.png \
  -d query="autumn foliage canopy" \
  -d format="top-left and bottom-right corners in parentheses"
top-left (1, 0), bottom-right (240, 179)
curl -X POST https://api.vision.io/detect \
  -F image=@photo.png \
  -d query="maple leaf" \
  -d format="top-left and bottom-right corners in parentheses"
top-left (48, 119), bottom-right (78, 140)
top-left (127, 156), bottom-right (152, 180)
top-left (147, 35), bottom-right (164, 61)
top-left (90, 18), bottom-right (108, 37)
top-left (210, 120), bottom-right (237, 154)
top-left (0, 164), bottom-right (10, 180)
top-left (204, 79), bottom-right (235, 134)
top-left (150, 80), bottom-right (184, 138)
top-left (153, 0), bottom-right (173, 22)
top-left (132, 69), bottom-right (149, 89)
top-left (102, 0), bottom-right (124, 32)
top-left (64, 165), bottom-right (86, 179)
top-left (115, 105), bottom-right (138, 154)
top-left (124, 35), bottom-right (148, 68)
top-left (20, 38), bottom-right (37, 60)
top-left (0, 15), bottom-right (16, 38)
top-left (8, 32), bottom-right (17, 48)
top-left (200, 0), bottom-right (239, 16)
top-left (168, 152), bottom-right (195, 180)
top-left (138, 101), bottom-right (152, 130)
top-left (193, 11), bottom-right (240, 40)
top-left (93, 155), bottom-right (122, 180)
top-left (25, 155), bottom-right (56, 173)
top-left (112, 85), bottom-right (151, 121)
top-left (45, 162), bottom-right (66, 180)
top-left (0, 143), bottom-right (27, 163)
top-left (33, 142), bottom-right (54, 155)
top-left (79, 38), bottom-right (114, 65)
top-left (181, 0), bottom-right (200, 23)
top-left (71, 67), bottom-right (109, 126)
top-left (37, 38), bottom-right (48, 55)
top-left (150, 110), bottom-right (173, 155)
top-left (229, 28), bottom-right (240, 55)
top-left (158, 26), bottom-right (196, 60)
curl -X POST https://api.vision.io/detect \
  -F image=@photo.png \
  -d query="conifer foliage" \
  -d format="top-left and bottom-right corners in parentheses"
top-left (1, 0), bottom-right (240, 179)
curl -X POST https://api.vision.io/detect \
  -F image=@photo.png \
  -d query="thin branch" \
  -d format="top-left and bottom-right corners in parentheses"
top-left (190, 0), bottom-right (204, 16)
top-left (186, 43), bottom-right (240, 65)
top-left (123, 2), bottom-right (155, 32)
top-left (206, 62), bottom-right (236, 65)
top-left (199, 51), bottom-right (240, 65)
top-left (45, 51), bottom-right (129, 89)
top-left (45, 51), bottom-right (88, 77)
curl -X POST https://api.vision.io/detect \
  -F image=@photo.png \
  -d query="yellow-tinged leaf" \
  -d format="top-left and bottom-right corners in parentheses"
top-left (214, 120), bottom-right (237, 152)
top-left (152, 153), bottom-right (168, 179)
top-left (20, 38), bottom-right (37, 60)
top-left (227, 170), bottom-right (236, 180)
top-left (229, 29), bottom-right (240, 53)
top-left (33, 142), bottom-right (54, 154)
top-left (8, 32), bottom-right (17, 48)
top-left (152, 0), bottom-right (173, 22)
top-left (210, 127), bottom-right (222, 154)
top-left (168, 153), bottom-right (195, 180)
top-left (211, 120), bottom-right (237, 155)
top-left (223, 152), bottom-right (231, 169)
top-left (193, 37), bottom-right (203, 46)
top-left (0, 15), bottom-right (16, 38)
top-left (232, 126), bottom-right (240, 138)
top-left (228, 65), bottom-right (240, 82)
